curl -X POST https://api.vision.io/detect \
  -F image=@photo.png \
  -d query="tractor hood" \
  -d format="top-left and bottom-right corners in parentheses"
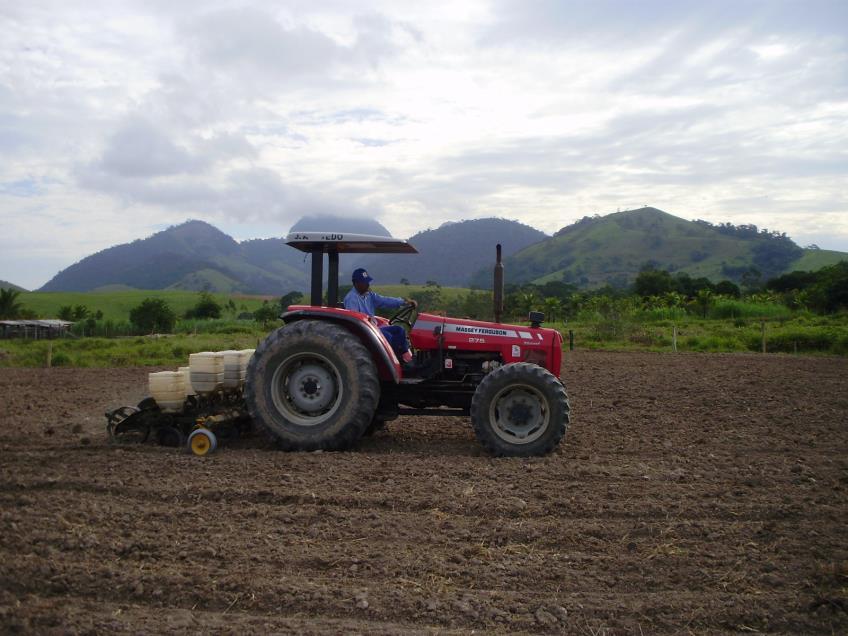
top-left (411, 313), bottom-right (564, 375)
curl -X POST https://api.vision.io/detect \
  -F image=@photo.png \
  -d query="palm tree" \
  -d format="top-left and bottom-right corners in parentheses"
top-left (0, 288), bottom-right (23, 319)
top-left (543, 297), bottom-right (563, 323)
top-left (692, 289), bottom-right (714, 319)
top-left (518, 291), bottom-right (540, 318)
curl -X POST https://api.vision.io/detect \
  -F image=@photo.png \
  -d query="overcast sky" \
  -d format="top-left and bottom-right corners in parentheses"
top-left (1, 0), bottom-right (847, 289)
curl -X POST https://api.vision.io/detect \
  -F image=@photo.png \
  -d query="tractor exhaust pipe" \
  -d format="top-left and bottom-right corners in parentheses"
top-left (493, 244), bottom-right (504, 323)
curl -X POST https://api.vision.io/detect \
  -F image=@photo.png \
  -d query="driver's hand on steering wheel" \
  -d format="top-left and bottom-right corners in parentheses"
top-left (404, 298), bottom-right (418, 309)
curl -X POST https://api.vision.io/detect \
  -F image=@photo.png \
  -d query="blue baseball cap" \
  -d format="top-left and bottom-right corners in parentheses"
top-left (352, 268), bottom-right (373, 284)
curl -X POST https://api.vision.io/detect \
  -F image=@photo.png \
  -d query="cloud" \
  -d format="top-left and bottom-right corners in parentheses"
top-left (184, 7), bottom-right (344, 78)
top-left (180, 5), bottom-right (402, 90)
top-left (93, 114), bottom-right (259, 179)
top-left (97, 117), bottom-right (207, 178)
top-left (0, 178), bottom-right (46, 197)
top-left (1, 0), bottom-right (847, 289)
top-left (483, 0), bottom-right (848, 46)
top-left (78, 162), bottom-right (373, 229)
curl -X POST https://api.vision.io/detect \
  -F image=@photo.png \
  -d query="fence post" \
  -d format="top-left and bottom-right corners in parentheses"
top-left (46, 342), bottom-right (53, 368)
top-left (761, 320), bottom-right (766, 353)
top-left (672, 325), bottom-right (678, 353)
top-left (568, 330), bottom-right (574, 351)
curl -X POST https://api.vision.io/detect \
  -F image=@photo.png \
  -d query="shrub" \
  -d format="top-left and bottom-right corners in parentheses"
top-left (171, 345), bottom-right (191, 359)
top-left (184, 293), bottom-right (222, 320)
top-left (51, 352), bottom-right (72, 367)
top-left (710, 299), bottom-right (791, 320)
top-left (715, 280), bottom-right (741, 298)
top-left (765, 329), bottom-right (837, 353)
top-left (129, 298), bottom-right (177, 334)
top-left (0, 288), bottom-right (23, 319)
top-left (634, 269), bottom-right (674, 297)
top-left (253, 302), bottom-right (280, 325)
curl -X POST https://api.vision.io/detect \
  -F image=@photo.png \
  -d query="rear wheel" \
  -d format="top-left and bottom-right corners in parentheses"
top-left (245, 320), bottom-right (380, 451)
top-left (188, 429), bottom-right (218, 456)
top-left (471, 362), bottom-right (569, 457)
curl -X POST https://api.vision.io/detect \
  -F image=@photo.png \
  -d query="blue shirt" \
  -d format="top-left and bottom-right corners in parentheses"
top-left (343, 288), bottom-right (404, 316)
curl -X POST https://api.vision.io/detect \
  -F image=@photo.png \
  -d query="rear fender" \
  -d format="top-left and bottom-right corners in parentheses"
top-left (281, 308), bottom-right (400, 383)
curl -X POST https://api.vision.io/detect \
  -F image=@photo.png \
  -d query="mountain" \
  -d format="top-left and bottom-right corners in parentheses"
top-left (39, 209), bottom-right (844, 294)
top-left (0, 280), bottom-right (28, 292)
top-left (40, 216), bottom-right (394, 294)
top-left (359, 218), bottom-right (548, 287)
top-left (471, 207), bottom-right (848, 289)
top-left (40, 220), bottom-right (304, 294)
top-left (39, 217), bottom-right (547, 293)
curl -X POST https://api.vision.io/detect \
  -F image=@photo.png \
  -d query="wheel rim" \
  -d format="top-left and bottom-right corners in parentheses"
top-left (488, 383), bottom-right (550, 445)
top-left (270, 352), bottom-right (343, 427)
top-left (191, 432), bottom-right (212, 456)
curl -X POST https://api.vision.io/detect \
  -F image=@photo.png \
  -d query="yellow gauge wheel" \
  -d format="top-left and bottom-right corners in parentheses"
top-left (188, 429), bottom-right (217, 456)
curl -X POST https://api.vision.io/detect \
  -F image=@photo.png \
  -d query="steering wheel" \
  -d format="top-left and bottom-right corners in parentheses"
top-left (388, 302), bottom-right (418, 329)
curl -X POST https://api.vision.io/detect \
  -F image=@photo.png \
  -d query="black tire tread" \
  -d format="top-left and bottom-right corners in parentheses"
top-left (470, 362), bottom-right (570, 457)
top-left (244, 320), bottom-right (380, 451)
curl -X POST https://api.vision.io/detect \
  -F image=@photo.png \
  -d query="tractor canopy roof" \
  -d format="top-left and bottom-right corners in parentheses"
top-left (285, 232), bottom-right (418, 254)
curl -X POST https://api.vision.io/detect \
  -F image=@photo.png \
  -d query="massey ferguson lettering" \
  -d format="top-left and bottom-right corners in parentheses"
top-left (455, 326), bottom-right (509, 336)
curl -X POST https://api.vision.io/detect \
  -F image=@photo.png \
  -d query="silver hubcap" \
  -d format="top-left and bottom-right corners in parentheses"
top-left (489, 384), bottom-right (549, 444)
top-left (271, 353), bottom-right (342, 426)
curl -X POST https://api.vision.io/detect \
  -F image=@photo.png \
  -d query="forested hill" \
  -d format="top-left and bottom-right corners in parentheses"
top-left (30, 216), bottom-right (438, 292)
top-left (358, 218), bottom-right (548, 287)
top-left (39, 217), bottom-right (395, 294)
top-left (40, 220), bottom-right (248, 292)
top-left (471, 207), bottom-right (848, 289)
top-left (0, 280), bottom-right (28, 292)
top-left (37, 209), bottom-right (843, 293)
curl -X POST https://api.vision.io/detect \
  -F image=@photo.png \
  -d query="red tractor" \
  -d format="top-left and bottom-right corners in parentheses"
top-left (244, 232), bottom-right (570, 457)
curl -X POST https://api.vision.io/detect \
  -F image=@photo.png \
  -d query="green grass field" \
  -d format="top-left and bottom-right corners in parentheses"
top-left (3, 287), bottom-right (847, 367)
top-left (2, 312), bottom-right (846, 368)
top-left (16, 285), bottom-right (472, 322)
top-left (17, 290), bottom-right (269, 322)
top-left (0, 331), bottom-right (268, 368)
top-left (369, 285), bottom-right (470, 302)
top-left (559, 315), bottom-right (848, 355)
top-left (787, 249), bottom-right (848, 272)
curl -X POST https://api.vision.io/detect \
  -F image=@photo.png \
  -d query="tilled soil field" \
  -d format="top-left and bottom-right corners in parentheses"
top-left (1, 351), bottom-right (847, 634)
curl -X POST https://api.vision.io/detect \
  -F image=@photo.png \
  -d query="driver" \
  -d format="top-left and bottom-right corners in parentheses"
top-left (344, 268), bottom-right (417, 363)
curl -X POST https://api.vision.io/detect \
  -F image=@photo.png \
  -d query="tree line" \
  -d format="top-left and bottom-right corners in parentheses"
top-left (1, 259), bottom-right (845, 336)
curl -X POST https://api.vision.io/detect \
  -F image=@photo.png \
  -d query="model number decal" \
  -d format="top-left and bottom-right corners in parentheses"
top-left (468, 337), bottom-right (486, 344)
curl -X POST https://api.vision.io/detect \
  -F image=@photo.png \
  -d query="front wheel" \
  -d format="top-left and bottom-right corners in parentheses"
top-left (471, 363), bottom-right (569, 457)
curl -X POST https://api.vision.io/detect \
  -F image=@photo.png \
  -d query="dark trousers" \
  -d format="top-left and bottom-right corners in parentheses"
top-left (380, 325), bottom-right (409, 358)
